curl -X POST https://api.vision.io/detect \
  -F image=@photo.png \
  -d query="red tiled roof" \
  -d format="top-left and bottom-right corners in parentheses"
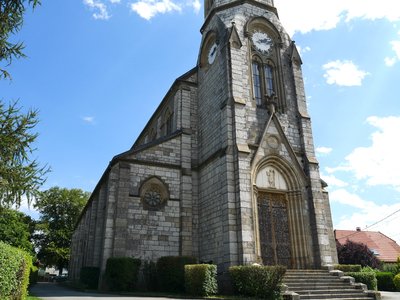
top-left (335, 229), bottom-right (400, 263)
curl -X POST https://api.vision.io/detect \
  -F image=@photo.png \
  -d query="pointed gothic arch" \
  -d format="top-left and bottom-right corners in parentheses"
top-left (252, 156), bottom-right (313, 268)
top-left (246, 16), bottom-right (286, 111)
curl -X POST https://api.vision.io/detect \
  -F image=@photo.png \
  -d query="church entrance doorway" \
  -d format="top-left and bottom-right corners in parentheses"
top-left (257, 192), bottom-right (292, 267)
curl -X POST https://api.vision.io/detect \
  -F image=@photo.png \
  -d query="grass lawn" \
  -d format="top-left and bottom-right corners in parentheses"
top-left (27, 296), bottom-right (42, 300)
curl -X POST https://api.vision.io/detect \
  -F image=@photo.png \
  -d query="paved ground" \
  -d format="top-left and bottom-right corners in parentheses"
top-left (29, 282), bottom-right (188, 300)
top-left (30, 282), bottom-right (400, 299)
top-left (381, 291), bottom-right (400, 300)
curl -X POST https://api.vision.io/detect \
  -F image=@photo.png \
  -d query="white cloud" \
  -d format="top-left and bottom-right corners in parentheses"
top-left (277, 0), bottom-right (400, 36)
top-left (322, 60), bottom-right (369, 86)
top-left (384, 56), bottom-right (397, 67)
top-left (316, 146), bottom-right (332, 155)
top-left (83, 0), bottom-right (111, 20)
top-left (190, 0), bottom-right (201, 14)
top-left (82, 116), bottom-right (95, 124)
top-left (331, 189), bottom-right (400, 244)
top-left (343, 116), bottom-right (400, 190)
top-left (109, 0), bottom-right (121, 3)
top-left (130, 0), bottom-right (182, 20)
top-left (321, 174), bottom-right (348, 188)
top-left (386, 40), bottom-right (400, 66)
top-left (14, 196), bottom-right (41, 220)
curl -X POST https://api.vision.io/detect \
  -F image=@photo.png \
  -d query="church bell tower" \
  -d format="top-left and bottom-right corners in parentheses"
top-left (196, 0), bottom-right (338, 271)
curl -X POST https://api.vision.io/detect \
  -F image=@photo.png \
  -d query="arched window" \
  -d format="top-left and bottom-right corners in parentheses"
top-left (246, 16), bottom-right (286, 111)
top-left (252, 58), bottom-right (275, 106)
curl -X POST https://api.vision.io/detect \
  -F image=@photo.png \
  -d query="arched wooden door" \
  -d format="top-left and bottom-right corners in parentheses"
top-left (257, 191), bottom-right (292, 267)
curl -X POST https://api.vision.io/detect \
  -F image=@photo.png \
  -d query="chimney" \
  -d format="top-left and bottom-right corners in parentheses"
top-left (356, 227), bottom-right (361, 231)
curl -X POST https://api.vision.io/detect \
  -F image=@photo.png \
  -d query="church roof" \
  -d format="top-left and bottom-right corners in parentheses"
top-left (335, 229), bottom-right (400, 263)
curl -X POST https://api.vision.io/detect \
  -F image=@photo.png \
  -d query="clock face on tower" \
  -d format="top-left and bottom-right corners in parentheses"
top-left (207, 42), bottom-right (218, 65)
top-left (252, 31), bottom-right (273, 54)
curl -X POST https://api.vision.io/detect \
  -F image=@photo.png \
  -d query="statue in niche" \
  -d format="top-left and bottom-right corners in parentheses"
top-left (267, 169), bottom-right (276, 188)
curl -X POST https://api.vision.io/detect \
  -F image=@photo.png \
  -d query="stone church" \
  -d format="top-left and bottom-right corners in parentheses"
top-left (70, 0), bottom-right (338, 283)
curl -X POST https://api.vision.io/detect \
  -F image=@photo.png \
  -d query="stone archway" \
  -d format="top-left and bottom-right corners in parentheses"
top-left (253, 160), bottom-right (313, 269)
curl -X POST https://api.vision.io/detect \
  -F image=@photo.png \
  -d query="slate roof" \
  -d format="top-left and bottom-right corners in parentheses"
top-left (335, 229), bottom-right (400, 263)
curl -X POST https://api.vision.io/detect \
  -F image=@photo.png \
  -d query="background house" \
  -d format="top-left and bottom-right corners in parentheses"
top-left (335, 228), bottom-right (400, 263)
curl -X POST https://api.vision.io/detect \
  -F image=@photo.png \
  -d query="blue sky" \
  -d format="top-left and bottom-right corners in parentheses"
top-left (2, 0), bottom-right (400, 244)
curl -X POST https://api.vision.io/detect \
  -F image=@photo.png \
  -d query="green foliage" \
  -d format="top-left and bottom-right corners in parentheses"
top-left (0, 101), bottom-right (49, 208)
top-left (382, 263), bottom-right (399, 275)
top-left (156, 256), bottom-right (197, 293)
top-left (361, 266), bottom-right (378, 273)
top-left (105, 257), bottom-right (141, 292)
top-left (0, 0), bottom-right (40, 79)
top-left (0, 207), bottom-right (34, 253)
top-left (33, 187), bottom-right (89, 272)
top-left (376, 272), bottom-right (395, 291)
top-left (346, 272), bottom-right (377, 290)
top-left (185, 264), bottom-right (218, 296)
top-left (142, 260), bottom-right (158, 291)
top-left (29, 265), bottom-right (38, 287)
top-left (80, 267), bottom-right (100, 290)
top-left (229, 265), bottom-right (286, 299)
top-left (336, 240), bottom-right (381, 268)
top-left (0, 241), bottom-right (32, 299)
top-left (334, 264), bottom-right (362, 272)
top-left (394, 273), bottom-right (400, 291)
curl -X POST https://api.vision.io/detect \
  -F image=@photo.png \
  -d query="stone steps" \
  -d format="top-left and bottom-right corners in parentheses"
top-left (282, 269), bottom-right (378, 300)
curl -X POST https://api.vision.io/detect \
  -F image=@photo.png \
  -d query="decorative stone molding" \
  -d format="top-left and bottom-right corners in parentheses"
top-left (139, 176), bottom-right (169, 210)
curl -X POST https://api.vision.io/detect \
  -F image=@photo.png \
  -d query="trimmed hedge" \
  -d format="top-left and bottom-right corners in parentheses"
top-left (105, 257), bottom-right (141, 292)
top-left (184, 264), bottom-right (218, 296)
top-left (393, 274), bottom-right (400, 291)
top-left (142, 260), bottom-right (158, 291)
top-left (0, 241), bottom-right (32, 300)
top-left (29, 265), bottom-right (38, 287)
top-left (376, 272), bottom-right (395, 291)
top-left (334, 264), bottom-right (362, 272)
top-left (346, 272), bottom-right (377, 290)
top-left (157, 256), bottom-right (197, 293)
top-left (80, 267), bottom-right (100, 290)
top-left (229, 265), bottom-right (286, 299)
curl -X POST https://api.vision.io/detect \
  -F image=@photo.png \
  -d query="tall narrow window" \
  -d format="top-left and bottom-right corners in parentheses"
top-left (252, 61), bottom-right (262, 105)
top-left (252, 59), bottom-right (275, 105)
top-left (264, 65), bottom-right (274, 97)
top-left (166, 112), bottom-right (173, 135)
top-left (149, 128), bottom-right (156, 141)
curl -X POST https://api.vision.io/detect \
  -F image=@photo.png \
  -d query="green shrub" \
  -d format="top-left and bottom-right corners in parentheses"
top-left (185, 264), bottom-right (218, 296)
top-left (382, 263), bottom-right (399, 275)
top-left (80, 267), bottom-right (100, 290)
top-left (157, 256), bottom-right (197, 293)
top-left (229, 265), bottom-right (286, 299)
top-left (376, 272), bottom-right (395, 291)
top-left (393, 274), bottom-right (400, 291)
top-left (142, 260), bottom-right (158, 291)
top-left (29, 265), bottom-right (38, 287)
top-left (346, 272), bottom-right (377, 290)
top-left (0, 241), bottom-right (32, 300)
top-left (334, 264), bottom-right (362, 272)
top-left (105, 257), bottom-right (141, 292)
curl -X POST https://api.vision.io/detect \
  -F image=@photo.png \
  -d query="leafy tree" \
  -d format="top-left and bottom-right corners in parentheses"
top-left (34, 187), bottom-right (89, 274)
top-left (0, 0), bottom-right (40, 79)
top-left (0, 207), bottom-right (34, 252)
top-left (0, 101), bottom-right (49, 207)
top-left (336, 240), bottom-right (381, 269)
